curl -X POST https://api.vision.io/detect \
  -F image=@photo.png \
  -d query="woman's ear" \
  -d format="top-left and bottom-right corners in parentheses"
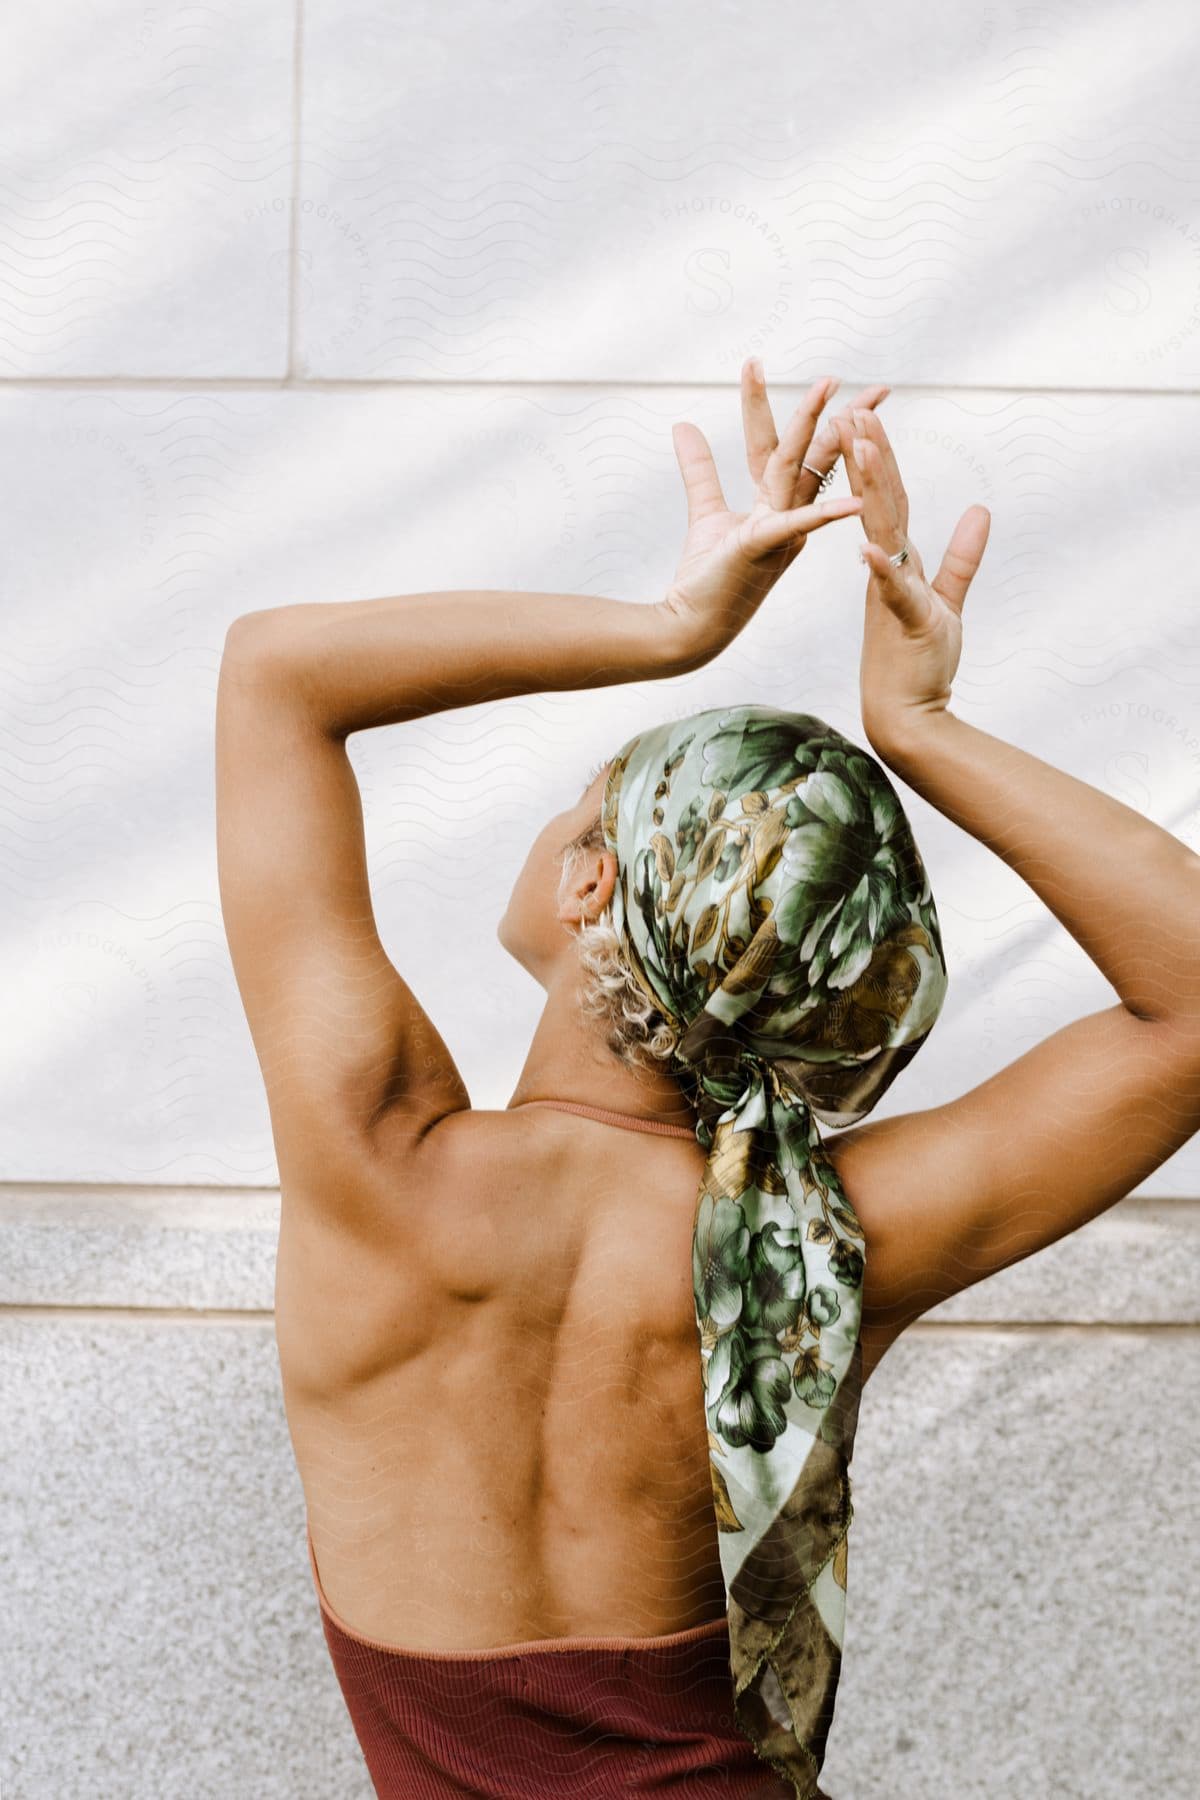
top-left (559, 846), bottom-right (617, 927)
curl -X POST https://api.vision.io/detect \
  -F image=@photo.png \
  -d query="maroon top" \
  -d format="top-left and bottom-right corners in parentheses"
top-left (309, 1527), bottom-right (795, 1798)
top-left (306, 1100), bottom-right (800, 1798)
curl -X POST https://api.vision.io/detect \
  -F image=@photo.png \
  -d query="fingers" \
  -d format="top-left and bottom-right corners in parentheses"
top-left (834, 417), bottom-right (909, 560)
top-left (786, 380), bottom-right (890, 509)
top-left (817, 403), bottom-right (988, 628)
top-left (759, 373), bottom-right (840, 514)
top-left (831, 412), bottom-right (933, 628)
top-left (740, 358), bottom-right (780, 488)
top-left (811, 382), bottom-right (890, 464)
top-left (848, 405), bottom-right (909, 533)
top-left (741, 362), bottom-right (892, 518)
top-left (930, 504), bottom-right (990, 614)
top-left (857, 541), bottom-right (930, 630)
top-left (671, 419), bottom-right (729, 525)
top-left (743, 492), bottom-right (863, 561)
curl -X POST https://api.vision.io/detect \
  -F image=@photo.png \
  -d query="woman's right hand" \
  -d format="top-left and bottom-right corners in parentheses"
top-left (828, 405), bottom-right (991, 754)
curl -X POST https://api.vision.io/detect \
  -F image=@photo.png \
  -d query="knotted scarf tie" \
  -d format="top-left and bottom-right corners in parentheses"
top-left (601, 702), bottom-right (949, 1798)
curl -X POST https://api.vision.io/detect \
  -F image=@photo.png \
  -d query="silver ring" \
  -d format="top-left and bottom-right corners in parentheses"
top-left (801, 460), bottom-right (835, 494)
top-left (887, 542), bottom-right (910, 567)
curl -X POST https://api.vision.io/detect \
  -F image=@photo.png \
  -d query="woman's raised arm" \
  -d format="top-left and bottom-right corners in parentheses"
top-left (822, 407), bottom-right (1200, 1377)
top-left (839, 402), bottom-right (1200, 1033)
top-left (225, 365), bottom-right (883, 738)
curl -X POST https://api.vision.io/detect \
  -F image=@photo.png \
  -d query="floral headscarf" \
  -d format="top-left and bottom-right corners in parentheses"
top-left (601, 701), bottom-right (949, 1798)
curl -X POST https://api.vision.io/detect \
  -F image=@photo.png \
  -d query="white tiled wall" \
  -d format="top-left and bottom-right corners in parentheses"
top-left (2, 4), bottom-right (1198, 1795)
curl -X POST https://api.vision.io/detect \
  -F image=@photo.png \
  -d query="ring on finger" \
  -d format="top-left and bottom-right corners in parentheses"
top-left (887, 541), bottom-right (910, 567)
top-left (800, 460), bottom-right (836, 494)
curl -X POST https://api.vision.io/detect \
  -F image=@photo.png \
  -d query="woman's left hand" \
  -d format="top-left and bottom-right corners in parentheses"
top-left (656, 362), bottom-right (889, 668)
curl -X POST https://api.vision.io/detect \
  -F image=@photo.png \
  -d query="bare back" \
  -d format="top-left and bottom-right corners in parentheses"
top-left (277, 1030), bottom-right (1185, 1656)
top-left (278, 1101), bottom-right (761, 1653)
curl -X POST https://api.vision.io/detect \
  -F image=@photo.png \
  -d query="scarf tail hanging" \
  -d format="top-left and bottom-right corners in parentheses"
top-left (602, 703), bottom-right (949, 1797)
top-left (694, 1073), bottom-right (866, 1798)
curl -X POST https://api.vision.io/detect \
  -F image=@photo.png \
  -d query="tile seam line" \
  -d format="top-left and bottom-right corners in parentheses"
top-left (2, 1184), bottom-right (1194, 1204)
top-left (0, 1305), bottom-right (1196, 1331)
top-left (0, 379), bottom-right (1197, 398)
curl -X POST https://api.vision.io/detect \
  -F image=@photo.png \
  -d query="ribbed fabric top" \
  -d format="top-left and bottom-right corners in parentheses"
top-left (307, 1526), bottom-right (795, 1798)
top-left (512, 1098), bottom-right (697, 1139)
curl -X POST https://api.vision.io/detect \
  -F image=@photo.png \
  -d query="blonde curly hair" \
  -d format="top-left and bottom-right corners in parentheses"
top-left (555, 759), bottom-right (700, 1114)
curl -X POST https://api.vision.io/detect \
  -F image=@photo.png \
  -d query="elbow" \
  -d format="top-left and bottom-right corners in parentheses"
top-left (223, 607), bottom-right (287, 659)
top-left (220, 609), bottom-right (298, 695)
top-left (1151, 1011), bottom-right (1200, 1072)
top-left (219, 609), bottom-right (332, 729)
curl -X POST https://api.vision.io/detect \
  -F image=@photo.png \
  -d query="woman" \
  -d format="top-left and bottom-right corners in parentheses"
top-left (215, 367), bottom-right (1200, 1799)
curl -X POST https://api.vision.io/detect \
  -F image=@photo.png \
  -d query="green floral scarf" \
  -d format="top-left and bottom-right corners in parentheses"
top-left (601, 702), bottom-right (949, 1799)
